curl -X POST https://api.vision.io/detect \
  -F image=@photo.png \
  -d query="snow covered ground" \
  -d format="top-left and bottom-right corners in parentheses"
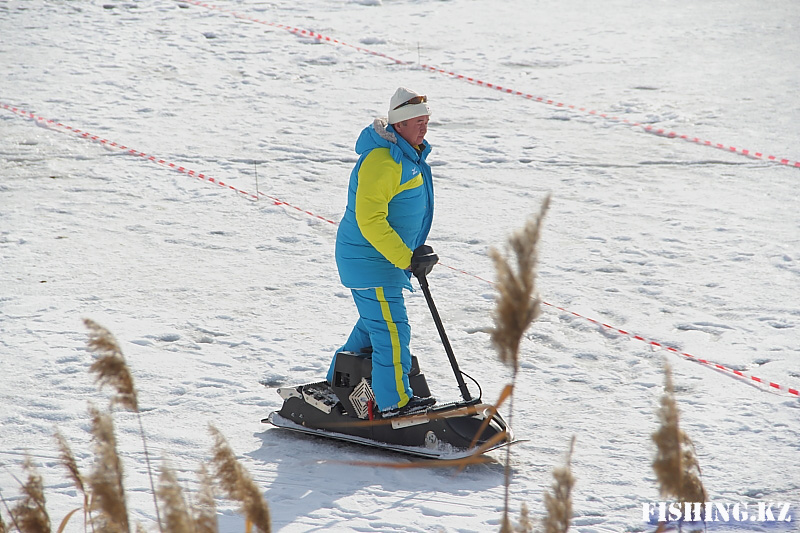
top-left (1, 0), bottom-right (799, 531)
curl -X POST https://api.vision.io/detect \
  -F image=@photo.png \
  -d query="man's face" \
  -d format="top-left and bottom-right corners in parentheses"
top-left (394, 115), bottom-right (429, 146)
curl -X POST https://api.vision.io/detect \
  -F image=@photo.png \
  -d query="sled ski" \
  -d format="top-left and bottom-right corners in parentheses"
top-left (263, 268), bottom-right (514, 459)
top-left (265, 410), bottom-right (512, 460)
top-left (263, 370), bottom-right (513, 459)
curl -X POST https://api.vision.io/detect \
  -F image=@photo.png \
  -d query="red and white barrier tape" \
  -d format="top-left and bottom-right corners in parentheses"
top-left (180, 0), bottom-right (800, 170)
top-left (3, 102), bottom-right (797, 399)
top-left (443, 266), bottom-right (799, 399)
top-left (416, 66), bottom-right (800, 168)
top-left (545, 302), bottom-right (800, 398)
top-left (0, 103), bottom-right (337, 225)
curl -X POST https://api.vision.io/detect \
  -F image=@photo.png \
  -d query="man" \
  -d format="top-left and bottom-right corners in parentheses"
top-left (327, 87), bottom-right (438, 416)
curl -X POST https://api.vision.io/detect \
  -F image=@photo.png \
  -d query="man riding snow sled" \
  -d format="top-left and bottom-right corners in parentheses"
top-left (326, 86), bottom-right (437, 417)
top-left (267, 88), bottom-right (512, 457)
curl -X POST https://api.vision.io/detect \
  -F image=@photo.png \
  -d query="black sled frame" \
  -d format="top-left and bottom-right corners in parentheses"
top-left (264, 272), bottom-right (513, 458)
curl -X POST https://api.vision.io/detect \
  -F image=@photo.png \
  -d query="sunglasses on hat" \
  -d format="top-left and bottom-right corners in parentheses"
top-left (393, 95), bottom-right (427, 110)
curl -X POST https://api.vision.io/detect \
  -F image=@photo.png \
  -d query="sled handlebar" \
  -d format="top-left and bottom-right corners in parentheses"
top-left (414, 272), bottom-right (473, 403)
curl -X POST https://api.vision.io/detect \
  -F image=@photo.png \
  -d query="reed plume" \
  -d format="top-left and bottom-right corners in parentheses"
top-left (85, 318), bottom-right (138, 413)
top-left (54, 430), bottom-right (93, 532)
top-left (1, 493), bottom-right (19, 533)
top-left (652, 363), bottom-right (707, 507)
top-left (489, 194), bottom-right (550, 372)
top-left (55, 431), bottom-right (86, 496)
top-left (542, 437), bottom-right (576, 533)
top-left (193, 465), bottom-right (218, 533)
top-left (8, 457), bottom-right (51, 533)
top-left (87, 404), bottom-right (130, 533)
top-left (84, 319), bottom-right (162, 531)
top-left (208, 425), bottom-right (271, 533)
top-left (515, 503), bottom-right (533, 533)
top-left (157, 463), bottom-right (193, 533)
top-left (491, 195), bottom-right (550, 532)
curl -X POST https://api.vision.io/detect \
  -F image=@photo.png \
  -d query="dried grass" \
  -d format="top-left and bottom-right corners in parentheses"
top-left (85, 318), bottom-right (138, 413)
top-left (192, 466), bottom-right (218, 533)
top-left (652, 363), bottom-right (707, 505)
top-left (340, 450), bottom-right (496, 470)
top-left (208, 425), bottom-right (271, 533)
top-left (87, 404), bottom-right (130, 533)
top-left (542, 437), bottom-right (576, 533)
top-left (9, 457), bottom-right (51, 533)
top-left (491, 196), bottom-right (551, 532)
top-left (489, 195), bottom-right (550, 372)
top-left (0, 495), bottom-right (18, 533)
top-left (54, 431), bottom-right (92, 532)
top-left (157, 463), bottom-right (193, 533)
top-left (515, 503), bottom-right (534, 533)
top-left (468, 384), bottom-right (514, 451)
top-left (83, 319), bottom-right (163, 532)
top-left (1, 321), bottom-right (266, 533)
top-left (55, 431), bottom-right (86, 496)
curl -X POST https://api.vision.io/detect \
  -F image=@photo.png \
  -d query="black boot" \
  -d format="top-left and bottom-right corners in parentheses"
top-left (380, 395), bottom-right (436, 418)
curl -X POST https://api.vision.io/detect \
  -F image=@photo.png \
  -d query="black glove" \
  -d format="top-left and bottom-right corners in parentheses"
top-left (409, 244), bottom-right (439, 279)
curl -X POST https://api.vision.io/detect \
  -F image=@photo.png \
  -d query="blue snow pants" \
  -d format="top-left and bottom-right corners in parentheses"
top-left (326, 287), bottom-right (413, 411)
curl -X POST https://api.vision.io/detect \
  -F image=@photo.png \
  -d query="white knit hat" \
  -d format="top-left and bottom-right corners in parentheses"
top-left (387, 87), bottom-right (431, 124)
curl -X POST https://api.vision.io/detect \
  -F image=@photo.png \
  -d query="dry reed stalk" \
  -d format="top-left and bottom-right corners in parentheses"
top-left (489, 194), bottom-right (550, 372)
top-left (490, 196), bottom-right (550, 532)
top-left (652, 363), bottom-right (707, 521)
top-left (54, 431), bottom-right (92, 532)
top-left (467, 384), bottom-right (514, 451)
top-left (0, 493), bottom-right (17, 533)
top-left (515, 502), bottom-right (534, 533)
top-left (542, 437), bottom-right (576, 533)
top-left (208, 425), bottom-right (271, 533)
top-left (193, 466), bottom-right (218, 533)
top-left (339, 451), bottom-right (495, 470)
top-left (8, 457), bottom-right (51, 533)
top-left (83, 319), bottom-right (163, 532)
top-left (87, 404), bottom-right (130, 533)
top-left (84, 319), bottom-right (138, 413)
top-left (157, 463), bottom-right (193, 533)
top-left (54, 431), bottom-right (86, 496)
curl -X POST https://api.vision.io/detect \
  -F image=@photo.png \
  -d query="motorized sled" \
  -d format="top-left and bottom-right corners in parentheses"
top-left (263, 266), bottom-right (513, 460)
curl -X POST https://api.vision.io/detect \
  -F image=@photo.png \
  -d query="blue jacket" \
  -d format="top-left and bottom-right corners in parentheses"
top-left (335, 118), bottom-right (434, 290)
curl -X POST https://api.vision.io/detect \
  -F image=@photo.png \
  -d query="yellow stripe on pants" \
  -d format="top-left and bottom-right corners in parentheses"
top-left (376, 287), bottom-right (410, 408)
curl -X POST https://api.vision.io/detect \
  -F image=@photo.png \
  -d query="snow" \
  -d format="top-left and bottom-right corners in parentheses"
top-left (1, 0), bottom-right (799, 531)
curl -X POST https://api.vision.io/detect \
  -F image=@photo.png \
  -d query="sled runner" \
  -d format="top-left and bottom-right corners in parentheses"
top-left (263, 267), bottom-right (514, 460)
